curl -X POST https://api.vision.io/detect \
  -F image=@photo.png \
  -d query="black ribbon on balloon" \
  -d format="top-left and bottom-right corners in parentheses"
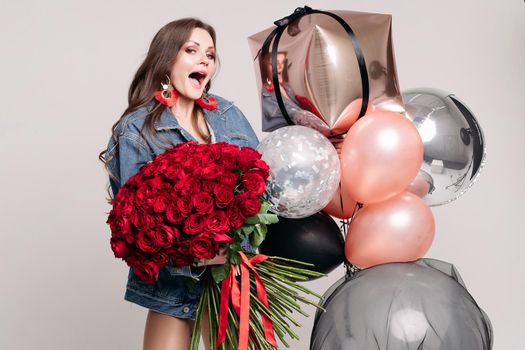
top-left (257, 6), bottom-right (370, 128)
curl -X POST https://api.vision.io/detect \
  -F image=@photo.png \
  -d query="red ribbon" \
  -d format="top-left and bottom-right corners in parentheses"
top-left (217, 252), bottom-right (277, 349)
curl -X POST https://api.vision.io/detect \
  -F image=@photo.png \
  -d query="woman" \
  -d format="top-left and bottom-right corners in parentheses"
top-left (259, 51), bottom-right (332, 136)
top-left (260, 51), bottom-right (303, 132)
top-left (100, 18), bottom-right (258, 350)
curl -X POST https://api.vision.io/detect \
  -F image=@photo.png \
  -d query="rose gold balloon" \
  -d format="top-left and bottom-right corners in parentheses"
top-left (341, 111), bottom-right (424, 204)
top-left (248, 10), bottom-right (405, 135)
top-left (332, 99), bottom-right (375, 135)
top-left (406, 173), bottom-right (431, 198)
top-left (323, 183), bottom-right (358, 219)
top-left (345, 192), bottom-right (435, 268)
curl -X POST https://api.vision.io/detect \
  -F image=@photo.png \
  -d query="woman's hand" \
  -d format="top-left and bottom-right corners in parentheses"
top-left (196, 248), bottom-right (227, 266)
top-left (195, 247), bottom-right (241, 276)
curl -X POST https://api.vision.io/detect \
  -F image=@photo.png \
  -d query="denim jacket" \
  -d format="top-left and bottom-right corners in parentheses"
top-left (261, 83), bottom-right (299, 132)
top-left (105, 94), bottom-right (259, 279)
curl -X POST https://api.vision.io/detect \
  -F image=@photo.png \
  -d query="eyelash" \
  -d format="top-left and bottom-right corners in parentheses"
top-left (185, 47), bottom-right (215, 60)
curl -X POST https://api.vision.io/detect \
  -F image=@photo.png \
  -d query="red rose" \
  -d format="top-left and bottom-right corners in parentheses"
top-left (122, 231), bottom-right (136, 245)
top-left (130, 258), bottom-right (159, 285)
top-left (214, 184), bottom-right (234, 208)
top-left (124, 175), bottom-right (142, 190)
top-left (183, 214), bottom-right (205, 235)
top-left (201, 163), bottom-right (224, 180)
top-left (169, 143), bottom-right (194, 163)
top-left (110, 237), bottom-right (130, 259)
top-left (170, 244), bottom-right (194, 267)
top-left (145, 176), bottom-right (167, 192)
top-left (136, 230), bottom-right (158, 253)
top-left (192, 192), bottom-right (214, 214)
top-left (176, 198), bottom-right (193, 217)
top-left (148, 157), bottom-right (170, 177)
top-left (115, 197), bottom-right (134, 216)
top-left (237, 192), bottom-right (261, 217)
top-left (137, 162), bottom-right (157, 179)
top-left (131, 209), bottom-right (157, 233)
top-left (164, 166), bottom-right (186, 182)
top-left (252, 159), bottom-right (270, 179)
top-left (177, 178), bottom-right (200, 199)
top-left (218, 143), bottom-right (240, 171)
top-left (165, 204), bottom-right (183, 224)
top-left (153, 224), bottom-right (179, 248)
top-left (226, 201), bottom-right (246, 229)
top-left (151, 253), bottom-right (169, 267)
top-left (219, 172), bottom-right (239, 188)
top-left (129, 207), bottom-right (142, 228)
top-left (152, 193), bottom-right (170, 213)
top-left (237, 147), bottom-right (262, 172)
top-left (188, 234), bottom-right (218, 260)
top-left (108, 212), bottom-right (132, 236)
top-left (201, 180), bottom-right (216, 193)
top-left (136, 181), bottom-right (156, 203)
top-left (241, 172), bottom-right (266, 196)
top-left (204, 210), bottom-right (230, 234)
top-left (195, 149), bottom-right (217, 168)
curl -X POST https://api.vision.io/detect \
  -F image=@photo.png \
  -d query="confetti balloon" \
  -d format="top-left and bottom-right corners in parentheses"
top-left (258, 126), bottom-right (340, 218)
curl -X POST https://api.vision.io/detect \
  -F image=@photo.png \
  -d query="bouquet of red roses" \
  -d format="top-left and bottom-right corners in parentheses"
top-left (108, 141), bottom-right (323, 349)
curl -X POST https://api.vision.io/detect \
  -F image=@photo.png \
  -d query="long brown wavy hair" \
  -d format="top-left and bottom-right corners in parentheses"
top-left (99, 18), bottom-right (218, 196)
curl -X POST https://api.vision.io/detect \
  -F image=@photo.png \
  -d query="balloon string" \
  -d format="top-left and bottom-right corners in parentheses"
top-left (339, 219), bottom-right (349, 239)
top-left (271, 27), bottom-right (294, 126)
top-left (338, 182), bottom-right (344, 219)
top-left (341, 202), bottom-right (363, 277)
top-left (307, 9), bottom-right (370, 119)
top-left (351, 202), bottom-right (363, 220)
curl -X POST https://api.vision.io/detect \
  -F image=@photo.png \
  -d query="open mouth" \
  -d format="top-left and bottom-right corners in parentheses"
top-left (189, 71), bottom-right (207, 88)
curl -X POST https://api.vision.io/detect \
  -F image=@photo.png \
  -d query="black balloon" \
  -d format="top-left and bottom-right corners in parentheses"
top-left (259, 212), bottom-right (344, 279)
top-left (311, 259), bottom-right (493, 350)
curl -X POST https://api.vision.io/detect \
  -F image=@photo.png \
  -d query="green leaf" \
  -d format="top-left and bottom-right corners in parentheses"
top-left (211, 264), bottom-right (229, 283)
top-left (227, 250), bottom-right (241, 265)
top-left (241, 225), bottom-right (255, 235)
top-left (250, 224), bottom-right (267, 249)
top-left (230, 241), bottom-right (242, 252)
top-left (245, 213), bottom-right (279, 225)
top-left (260, 201), bottom-right (269, 214)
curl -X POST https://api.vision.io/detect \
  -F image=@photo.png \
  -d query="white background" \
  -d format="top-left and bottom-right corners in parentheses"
top-left (1, 0), bottom-right (523, 349)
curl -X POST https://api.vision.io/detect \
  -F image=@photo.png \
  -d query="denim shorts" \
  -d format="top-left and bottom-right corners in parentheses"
top-left (125, 264), bottom-right (205, 320)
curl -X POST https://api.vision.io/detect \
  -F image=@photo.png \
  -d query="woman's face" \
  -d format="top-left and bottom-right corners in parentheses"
top-left (266, 53), bottom-right (287, 84)
top-left (170, 27), bottom-right (216, 100)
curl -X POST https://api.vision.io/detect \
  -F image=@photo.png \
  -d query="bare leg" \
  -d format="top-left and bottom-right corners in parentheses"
top-left (201, 310), bottom-right (211, 350)
top-left (143, 310), bottom-right (194, 350)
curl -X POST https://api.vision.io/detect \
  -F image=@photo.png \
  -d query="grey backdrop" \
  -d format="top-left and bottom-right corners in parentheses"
top-left (1, 0), bottom-right (523, 349)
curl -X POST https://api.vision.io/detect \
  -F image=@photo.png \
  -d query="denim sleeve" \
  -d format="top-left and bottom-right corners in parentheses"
top-left (118, 133), bottom-right (152, 186)
top-left (117, 132), bottom-right (205, 280)
top-left (232, 105), bottom-right (259, 148)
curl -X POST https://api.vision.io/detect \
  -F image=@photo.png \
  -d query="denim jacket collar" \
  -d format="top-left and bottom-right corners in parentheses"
top-left (153, 95), bottom-right (233, 132)
top-left (261, 83), bottom-right (295, 99)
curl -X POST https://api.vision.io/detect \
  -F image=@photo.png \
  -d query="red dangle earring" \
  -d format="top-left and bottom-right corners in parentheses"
top-left (154, 75), bottom-right (179, 107)
top-left (196, 88), bottom-right (218, 111)
top-left (265, 77), bottom-right (275, 92)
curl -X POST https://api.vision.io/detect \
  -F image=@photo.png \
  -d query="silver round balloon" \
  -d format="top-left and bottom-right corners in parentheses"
top-left (402, 88), bottom-right (486, 206)
top-left (311, 259), bottom-right (493, 350)
top-left (258, 126), bottom-right (340, 218)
